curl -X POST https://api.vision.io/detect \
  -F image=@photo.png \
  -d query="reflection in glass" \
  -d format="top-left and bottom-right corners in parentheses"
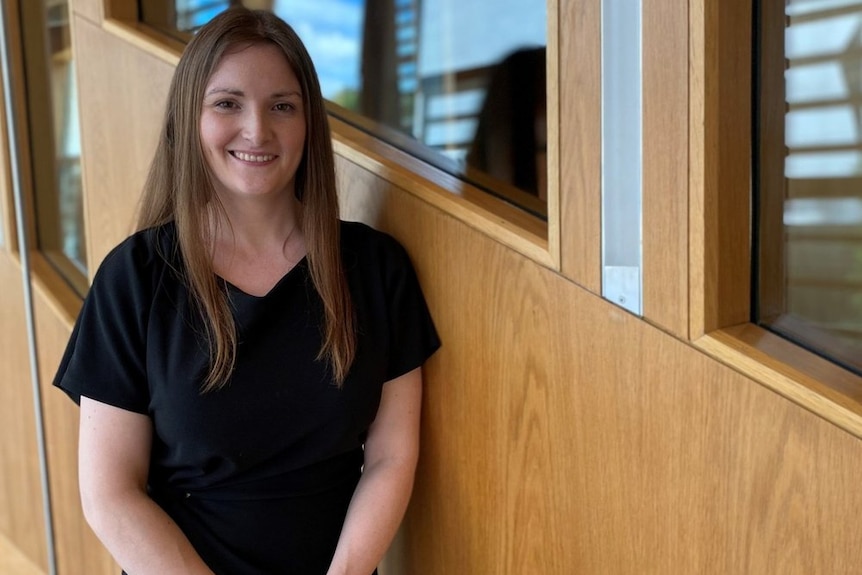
top-left (756, 0), bottom-right (862, 374)
top-left (139, 0), bottom-right (548, 218)
top-left (20, 0), bottom-right (86, 286)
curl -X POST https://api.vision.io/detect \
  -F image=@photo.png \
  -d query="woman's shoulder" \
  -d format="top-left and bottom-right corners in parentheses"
top-left (338, 220), bottom-right (420, 292)
top-left (93, 221), bottom-right (179, 287)
top-left (339, 220), bottom-right (408, 260)
top-left (339, 219), bottom-right (386, 243)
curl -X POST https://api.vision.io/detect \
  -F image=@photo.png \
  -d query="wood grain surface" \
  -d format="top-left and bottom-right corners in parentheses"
top-left (2, 1), bottom-right (859, 574)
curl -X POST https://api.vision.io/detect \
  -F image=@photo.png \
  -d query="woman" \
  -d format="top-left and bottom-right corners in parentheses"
top-left (54, 7), bottom-right (440, 575)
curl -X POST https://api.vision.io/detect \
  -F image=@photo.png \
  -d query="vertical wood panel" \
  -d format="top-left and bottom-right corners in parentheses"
top-left (74, 15), bottom-right (173, 272)
top-left (0, 64), bottom-right (14, 248)
top-left (545, 0), bottom-right (561, 269)
top-left (559, 0), bottom-right (601, 292)
top-left (642, 0), bottom-right (689, 337)
top-left (0, 255), bottom-right (48, 572)
top-left (19, 1), bottom-right (62, 255)
top-left (3, 0), bottom-right (37, 251)
top-left (689, 0), bottom-right (708, 336)
top-left (755, 0), bottom-right (786, 322)
top-left (34, 281), bottom-right (119, 575)
top-left (689, 0), bottom-right (752, 338)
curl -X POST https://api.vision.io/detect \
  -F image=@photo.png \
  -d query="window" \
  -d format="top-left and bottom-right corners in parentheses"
top-left (755, 0), bottom-right (862, 375)
top-left (19, 0), bottom-right (86, 293)
top-left (139, 0), bottom-right (548, 219)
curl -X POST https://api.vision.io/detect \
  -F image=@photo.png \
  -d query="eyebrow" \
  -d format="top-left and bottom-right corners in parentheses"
top-left (204, 87), bottom-right (302, 98)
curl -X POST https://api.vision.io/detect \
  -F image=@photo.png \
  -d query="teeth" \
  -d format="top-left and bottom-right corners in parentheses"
top-left (234, 151), bottom-right (275, 162)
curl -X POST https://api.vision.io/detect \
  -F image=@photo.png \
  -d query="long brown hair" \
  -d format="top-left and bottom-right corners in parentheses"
top-left (137, 7), bottom-right (355, 391)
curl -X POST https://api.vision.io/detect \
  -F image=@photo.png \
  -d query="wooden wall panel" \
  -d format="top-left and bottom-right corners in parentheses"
top-left (27, 3), bottom-right (862, 575)
top-left (559, 0), bottom-right (601, 292)
top-left (340, 160), bottom-right (565, 573)
top-left (338, 157), bottom-right (862, 575)
top-left (0, 531), bottom-right (44, 575)
top-left (70, 0), bottom-right (102, 25)
top-left (73, 15), bottom-right (173, 274)
top-left (755, 0), bottom-right (788, 323)
top-left (34, 284), bottom-right (119, 575)
top-left (0, 254), bottom-right (48, 572)
top-left (642, 0), bottom-right (689, 338)
top-left (689, 0), bottom-right (752, 337)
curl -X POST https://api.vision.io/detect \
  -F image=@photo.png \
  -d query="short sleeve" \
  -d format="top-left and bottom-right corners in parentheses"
top-left (380, 236), bottom-right (441, 381)
top-left (53, 234), bottom-right (155, 414)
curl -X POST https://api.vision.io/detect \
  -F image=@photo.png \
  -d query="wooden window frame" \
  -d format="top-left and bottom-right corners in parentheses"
top-left (755, 2), bottom-right (862, 377)
top-left (753, 0), bottom-right (786, 327)
top-left (689, 0), bottom-right (862, 438)
top-left (11, 0), bottom-right (90, 296)
top-left (0, 84), bottom-right (13, 250)
top-left (0, 0), bottom-right (31, 255)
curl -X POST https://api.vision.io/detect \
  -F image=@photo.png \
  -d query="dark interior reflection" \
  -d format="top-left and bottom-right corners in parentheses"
top-left (466, 47), bottom-right (547, 201)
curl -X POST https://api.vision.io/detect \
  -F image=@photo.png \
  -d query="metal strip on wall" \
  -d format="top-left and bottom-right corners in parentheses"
top-left (601, 0), bottom-right (643, 316)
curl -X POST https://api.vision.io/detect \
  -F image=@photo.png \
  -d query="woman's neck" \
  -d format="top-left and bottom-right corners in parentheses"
top-left (208, 194), bottom-right (307, 296)
top-left (211, 192), bottom-right (302, 252)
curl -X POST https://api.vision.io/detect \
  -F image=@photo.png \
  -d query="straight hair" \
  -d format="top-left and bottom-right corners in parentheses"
top-left (137, 7), bottom-right (355, 391)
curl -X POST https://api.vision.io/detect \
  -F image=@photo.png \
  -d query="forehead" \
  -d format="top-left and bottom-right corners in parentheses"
top-left (206, 42), bottom-right (301, 92)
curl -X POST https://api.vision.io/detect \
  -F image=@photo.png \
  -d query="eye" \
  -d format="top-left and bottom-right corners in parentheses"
top-left (273, 102), bottom-right (296, 113)
top-left (213, 100), bottom-right (238, 110)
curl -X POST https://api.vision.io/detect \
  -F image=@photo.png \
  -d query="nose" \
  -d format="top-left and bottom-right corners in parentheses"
top-left (241, 108), bottom-right (271, 145)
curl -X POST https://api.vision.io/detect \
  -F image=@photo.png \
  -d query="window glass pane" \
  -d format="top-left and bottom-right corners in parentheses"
top-left (755, 0), bottom-right (862, 374)
top-left (20, 0), bottom-right (86, 291)
top-left (139, 0), bottom-right (548, 219)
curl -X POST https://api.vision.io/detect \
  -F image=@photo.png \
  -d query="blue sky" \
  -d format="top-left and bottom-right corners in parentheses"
top-left (273, 0), bottom-right (365, 97)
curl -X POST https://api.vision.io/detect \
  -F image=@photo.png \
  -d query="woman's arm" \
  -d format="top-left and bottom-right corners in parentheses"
top-left (78, 396), bottom-right (215, 575)
top-left (326, 366), bottom-right (424, 575)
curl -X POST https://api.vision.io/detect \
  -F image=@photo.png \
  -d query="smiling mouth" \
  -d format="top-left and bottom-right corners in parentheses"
top-left (232, 151), bottom-right (276, 162)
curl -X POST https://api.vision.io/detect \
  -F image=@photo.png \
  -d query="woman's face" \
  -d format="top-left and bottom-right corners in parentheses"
top-left (200, 42), bottom-right (307, 203)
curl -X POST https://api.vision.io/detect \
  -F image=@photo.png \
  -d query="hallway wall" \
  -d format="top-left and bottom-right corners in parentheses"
top-left (2, 0), bottom-right (861, 573)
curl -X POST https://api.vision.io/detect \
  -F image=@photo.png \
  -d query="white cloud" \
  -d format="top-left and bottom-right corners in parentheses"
top-left (273, 0), bottom-right (363, 32)
top-left (271, 1), bottom-right (363, 94)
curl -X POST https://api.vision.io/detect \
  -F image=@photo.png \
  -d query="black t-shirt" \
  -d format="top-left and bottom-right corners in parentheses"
top-left (54, 220), bottom-right (441, 575)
